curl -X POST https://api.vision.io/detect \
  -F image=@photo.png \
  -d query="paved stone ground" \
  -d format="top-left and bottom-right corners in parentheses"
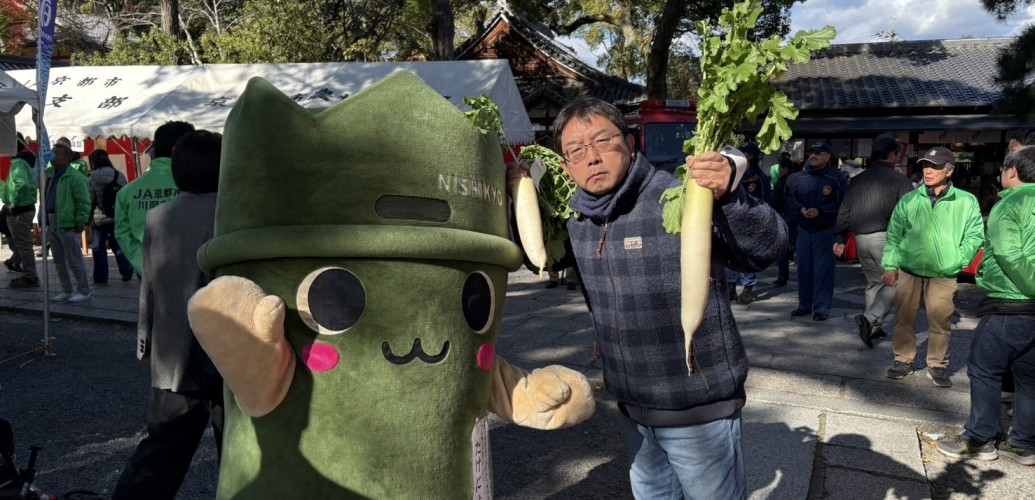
top-left (0, 245), bottom-right (1029, 499)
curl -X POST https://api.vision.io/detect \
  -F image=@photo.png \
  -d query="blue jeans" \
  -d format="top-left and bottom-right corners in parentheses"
top-left (620, 416), bottom-right (746, 500)
top-left (92, 222), bottom-right (132, 283)
top-left (964, 314), bottom-right (1035, 448)
top-left (728, 272), bottom-right (757, 287)
top-left (795, 228), bottom-right (835, 316)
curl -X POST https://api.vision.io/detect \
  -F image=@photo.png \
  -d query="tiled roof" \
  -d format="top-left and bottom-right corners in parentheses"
top-left (775, 38), bottom-right (1011, 111)
top-left (454, 8), bottom-right (645, 105)
top-left (20, 13), bottom-right (114, 49)
top-left (0, 56), bottom-right (35, 72)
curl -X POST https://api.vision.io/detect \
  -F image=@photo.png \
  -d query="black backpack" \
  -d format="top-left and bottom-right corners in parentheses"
top-left (99, 170), bottom-right (123, 218)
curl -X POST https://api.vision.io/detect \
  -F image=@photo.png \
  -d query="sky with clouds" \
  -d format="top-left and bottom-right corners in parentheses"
top-left (562, 0), bottom-right (1035, 69)
top-left (789, 0), bottom-right (1035, 43)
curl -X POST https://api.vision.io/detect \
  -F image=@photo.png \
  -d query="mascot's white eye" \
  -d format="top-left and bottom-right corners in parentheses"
top-left (297, 267), bottom-right (366, 335)
top-left (461, 272), bottom-right (495, 334)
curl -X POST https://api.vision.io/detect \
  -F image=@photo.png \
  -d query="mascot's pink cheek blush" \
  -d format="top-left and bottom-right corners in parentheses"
top-left (476, 343), bottom-right (495, 372)
top-left (303, 343), bottom-right (340, 372)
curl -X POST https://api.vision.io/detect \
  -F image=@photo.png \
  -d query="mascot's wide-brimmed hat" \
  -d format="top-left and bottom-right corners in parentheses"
top-left (198, 71), bottom-right (523, 274)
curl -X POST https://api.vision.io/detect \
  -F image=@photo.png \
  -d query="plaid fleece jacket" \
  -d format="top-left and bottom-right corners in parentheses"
top-left (568, 155), bottom-right (787, 411)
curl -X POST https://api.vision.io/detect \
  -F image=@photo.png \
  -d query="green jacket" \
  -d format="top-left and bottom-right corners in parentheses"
top-left (977, 183), bottom-right (1035, 300)
top-left (2, 158), bottom-right (37, 208)
top-left (45, 158), bottom-right (90, 178)
top-left (50, 167), bottom-right (93, 229)
top-left (115, 157), bottom-right (180, 274)
top-left (882, 184), bottom-right (984, 279)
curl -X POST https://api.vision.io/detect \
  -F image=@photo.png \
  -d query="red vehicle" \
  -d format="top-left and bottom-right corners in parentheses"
top-left (624, 100), bottom-right (698, 172)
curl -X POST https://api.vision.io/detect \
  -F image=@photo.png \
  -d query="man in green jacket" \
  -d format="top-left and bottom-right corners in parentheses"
top-left (936, 146), bottom-right (1035, 465)
top-left (3, 150), bottom-right (39, 288)
top-left (44, 137), bottom-right (91, 178)
top-left (46, 143), bottom-right (93, 303)
top-left (881, 147), bottom-right (983, 387)
top-left (115, 121), bottom-right (195, 275)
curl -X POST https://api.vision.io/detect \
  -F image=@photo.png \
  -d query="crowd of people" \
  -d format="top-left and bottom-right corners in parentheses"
top-left (513, 101), bottom-right (1033, 496)
top-left (2, 99), bottom-right (1032, 498)
top-left (752, 131), bottom-right (1034, 470)
top-left (0, 121), bottom-right (195, 299)
top-left (1, 122), bottom-right (225, 499)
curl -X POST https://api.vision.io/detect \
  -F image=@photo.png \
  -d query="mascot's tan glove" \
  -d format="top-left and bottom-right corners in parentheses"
top-left (187, 276), bottom-right (296, 418)
top-left (488, 356), bottom-right (595, 430)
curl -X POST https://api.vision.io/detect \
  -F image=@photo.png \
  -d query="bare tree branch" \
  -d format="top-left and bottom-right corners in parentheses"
top-left (552, 13), bottom-right (619, 36)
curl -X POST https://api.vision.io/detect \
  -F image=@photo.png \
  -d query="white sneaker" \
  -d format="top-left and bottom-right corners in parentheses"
top-left (52, 292), bottom-right (72, 303)
top-left (66, 293), bottom-right (91, 303)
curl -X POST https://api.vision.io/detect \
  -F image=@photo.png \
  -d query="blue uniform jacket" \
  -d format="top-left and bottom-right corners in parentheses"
top-left (785, 165), bottom-right (848, 233)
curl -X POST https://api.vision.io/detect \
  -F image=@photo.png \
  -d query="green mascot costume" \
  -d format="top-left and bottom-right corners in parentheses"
top-left (186, 72), bottom-right (594, 499)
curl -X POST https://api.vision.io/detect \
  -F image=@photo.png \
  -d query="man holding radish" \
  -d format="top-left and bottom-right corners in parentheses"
top-left (508, 97), bottom-right (786, 499)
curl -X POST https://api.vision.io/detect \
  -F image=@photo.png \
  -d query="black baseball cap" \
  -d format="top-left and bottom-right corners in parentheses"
top-left (917, 147), bottom-right (955, 169)
top-left (807, 142), bottom-right (832, 155)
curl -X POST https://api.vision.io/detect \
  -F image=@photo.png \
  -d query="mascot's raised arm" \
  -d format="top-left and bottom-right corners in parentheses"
top-left (185, 72), bottom-right (594, 499)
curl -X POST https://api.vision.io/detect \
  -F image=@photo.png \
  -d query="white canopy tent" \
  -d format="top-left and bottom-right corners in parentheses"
top-left (0, 71), bottom-right (38, 155)
top-left (0, 70), bottom-right (37, 114)
top-left (9, 60), bottom-right (534, 146)
top-left (8, 65), bottom-right (202, 142)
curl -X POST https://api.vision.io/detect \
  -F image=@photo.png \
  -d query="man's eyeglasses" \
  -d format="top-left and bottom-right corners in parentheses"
top-left (563, 133), bottom-right (625, 162)
top-left (921, 163), bottom-right (949, 171)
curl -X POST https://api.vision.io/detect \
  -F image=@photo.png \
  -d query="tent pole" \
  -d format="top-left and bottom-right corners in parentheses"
top-left (132, 137), bottom-right (141, 179)
top-left (105, 136), bottom-right (135, 178)
top-left (33, 114), bottom-right (53, 356)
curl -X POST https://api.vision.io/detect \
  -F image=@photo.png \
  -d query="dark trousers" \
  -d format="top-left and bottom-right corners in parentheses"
top-left (776, 224), bottom-right (795, 283)
top-left (777, 253), bottom-right (790, 283)
top-left (112, 386), bottom-right (224, 500)
top-left (795, 228), bottom-right (835, 315)
top-left (964, 314), bottom-right (1035, 448)
top-left (91, 222), bottom-right (132, 283)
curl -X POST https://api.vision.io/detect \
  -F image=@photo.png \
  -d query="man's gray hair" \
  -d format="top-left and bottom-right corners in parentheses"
top-left (1003, 145), bottom-right (1035, 183)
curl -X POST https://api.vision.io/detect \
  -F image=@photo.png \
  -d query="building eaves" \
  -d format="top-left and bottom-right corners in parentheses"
top-left (0, 55), bottom-right (35, 72)
top-left (454, 7), bottom-right (645, 105)
top-left (775, 38), bottom-right (1010, 111)
top-left (501, 10), bottom-right (644, 103)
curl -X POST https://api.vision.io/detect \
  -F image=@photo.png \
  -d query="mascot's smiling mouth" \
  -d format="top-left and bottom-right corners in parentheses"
top-left (382, 339), bottom-right (449, 365)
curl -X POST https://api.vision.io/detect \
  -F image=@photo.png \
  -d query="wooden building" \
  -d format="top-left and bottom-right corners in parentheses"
top-left (454, 7), bottom-right (644, 147)
top-left (772, 38), bottom-right (1035, 210)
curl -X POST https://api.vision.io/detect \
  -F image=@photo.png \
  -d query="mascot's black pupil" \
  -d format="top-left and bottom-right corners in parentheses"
top-left (308, 269), bottom-right (365, 331)
top-left (462, 273), bottom-right (493, 332)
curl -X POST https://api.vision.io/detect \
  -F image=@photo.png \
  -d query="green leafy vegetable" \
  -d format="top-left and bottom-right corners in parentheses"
top-left (464, 94), bottom-right (518, 158)
top-left (661, 0), bottom-right (836, 234)
top-left (519, 145), bottom-right (580, 266)
top-left (464, 95), bottom-right (579, 267)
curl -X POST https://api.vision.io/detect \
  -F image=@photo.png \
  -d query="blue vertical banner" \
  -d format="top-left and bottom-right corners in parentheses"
top-left (36, 0), bottom-right (59, 168)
